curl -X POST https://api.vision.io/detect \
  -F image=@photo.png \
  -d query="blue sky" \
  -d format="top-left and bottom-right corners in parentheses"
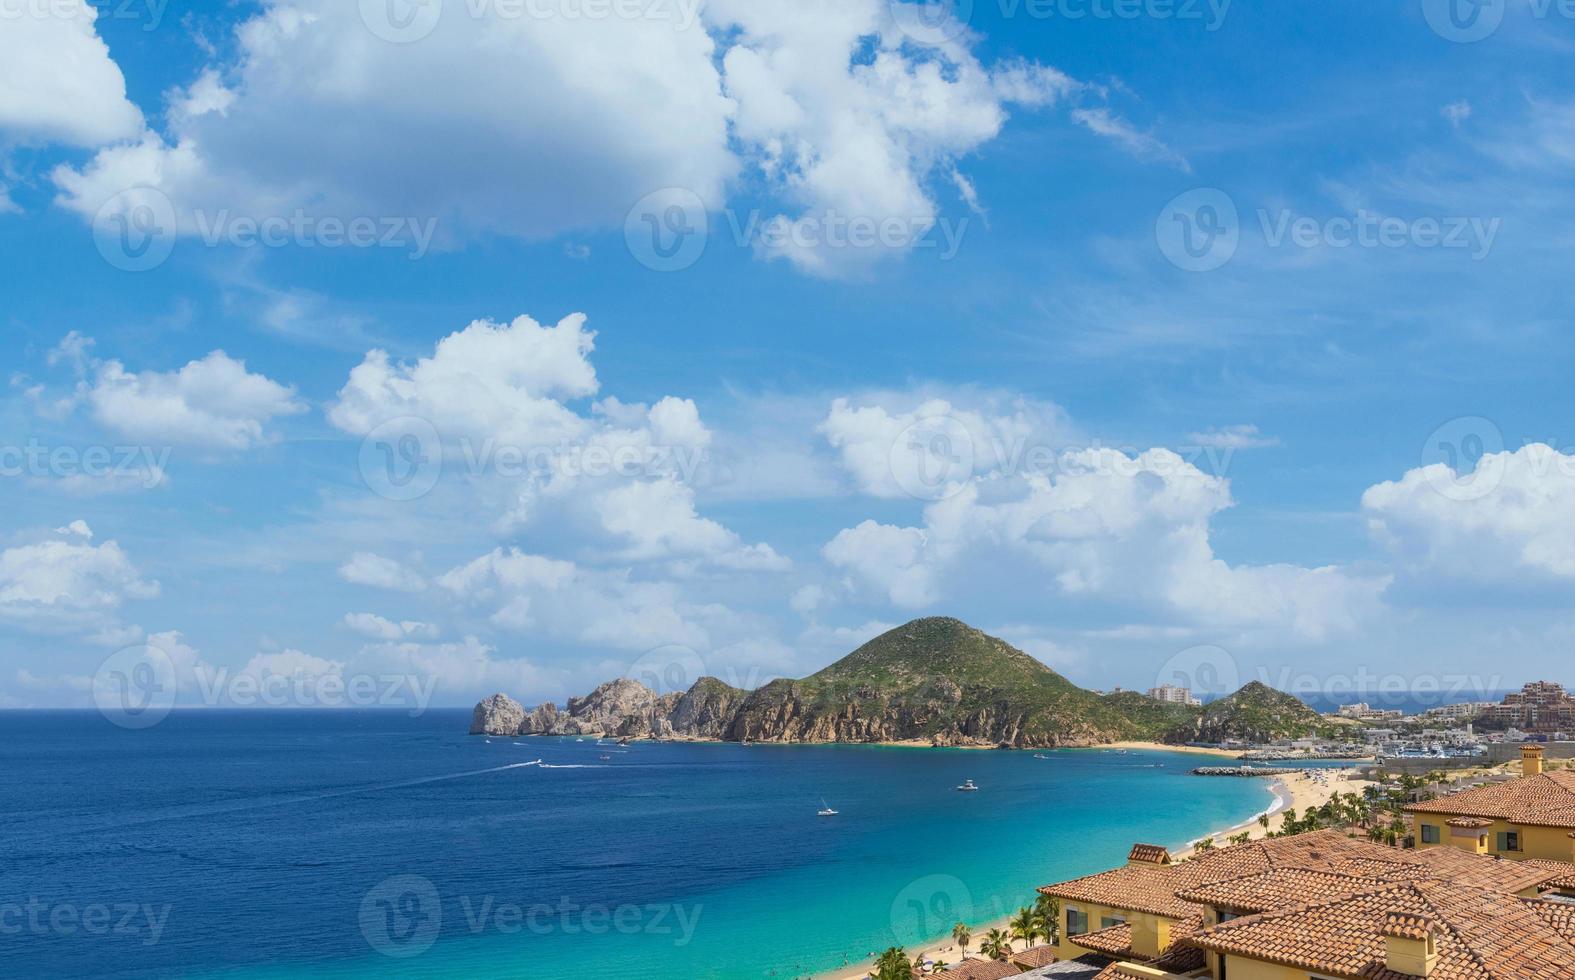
top-left (3, 0), bottom-right (1574, 712)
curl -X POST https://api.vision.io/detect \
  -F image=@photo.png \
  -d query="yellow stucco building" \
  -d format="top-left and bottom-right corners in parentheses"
top-left (1035, 760), bottom-right (1575, 980)
top-left (1405, 745), bottom-right (1575, 864)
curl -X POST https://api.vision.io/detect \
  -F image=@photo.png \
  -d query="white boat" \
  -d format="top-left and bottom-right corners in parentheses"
top-left (1033, 753), bottom-right (1049, 760)
top-left (818, 798), bottom-right (839, 816)
top-left (956, 779), bottom-right (979, 792)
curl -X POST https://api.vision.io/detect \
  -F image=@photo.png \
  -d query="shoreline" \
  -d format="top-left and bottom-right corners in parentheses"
top-left (814, 763), bottom-right (1372, 980)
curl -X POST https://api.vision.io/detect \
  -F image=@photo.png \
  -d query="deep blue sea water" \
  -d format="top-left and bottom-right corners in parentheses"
top-left (1, 711), bottom-right (1272, 979)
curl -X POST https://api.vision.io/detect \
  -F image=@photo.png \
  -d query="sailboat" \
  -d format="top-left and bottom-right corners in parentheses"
top-left (817, 798), bottom-right (839, 816)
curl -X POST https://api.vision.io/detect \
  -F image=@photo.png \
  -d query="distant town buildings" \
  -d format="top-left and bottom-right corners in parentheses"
top-left (1421, 701), bottom-right (1496, 723)
top-left (1147, 684), bottom-right (1201, 707)
top-left (1337, 702), bottom-right (1404, 721)
top-left (1480, 681), bottom-right (1575, 734)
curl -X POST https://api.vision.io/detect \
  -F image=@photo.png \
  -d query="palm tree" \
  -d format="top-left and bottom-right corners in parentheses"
top-left (1010, 906), bottom-right (1037, 948)
top-left (1194, 836), bottom-right (1216, 852)
top-left (952, 922), bottom-right (971, 959)
top-left (1258, 812), bottom-right (1271, 831)
top-left (872, 946), bottom-right (910, 980)
top-left (1033, 893), bottom-right (1060, 945)
top-left (980, 928), bottom-right (1011, 960)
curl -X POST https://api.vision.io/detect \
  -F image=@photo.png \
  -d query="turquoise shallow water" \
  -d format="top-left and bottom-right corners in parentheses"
top-left (2, 711), bottom-right (1270, 979)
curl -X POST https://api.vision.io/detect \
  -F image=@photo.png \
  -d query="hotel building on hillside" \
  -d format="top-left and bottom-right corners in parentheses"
top-left (1147, 685), bottom-right (1203, 707)
top-left (1336, 702), bottom-right (1404, 722)
top-left (1479, 681), bottom-right (1575, 733)
top-left (1406, 744), bottom-right (1575, 862)
top-left (1031, 754), bottom-right (1575, 980)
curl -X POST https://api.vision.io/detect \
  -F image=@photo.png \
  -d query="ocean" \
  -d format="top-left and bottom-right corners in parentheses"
top-left (2, 710), bottom-right (1272, 979)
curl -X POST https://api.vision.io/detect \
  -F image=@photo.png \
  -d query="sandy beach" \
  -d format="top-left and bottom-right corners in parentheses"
top-left (1099, 741), bottom-right (1238, 759)
top-left (815, 763), bottom-right (1374, 980)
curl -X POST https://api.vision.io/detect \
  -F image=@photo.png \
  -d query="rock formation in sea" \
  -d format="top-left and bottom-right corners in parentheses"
top-left (469, 618), bottom-right (1331, 748)
top-left (470, 692), bottom-right (526, 735)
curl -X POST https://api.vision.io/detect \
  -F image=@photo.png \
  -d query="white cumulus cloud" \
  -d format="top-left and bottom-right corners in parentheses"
top-left (0, 525), bottom-right (158, 635)
top-left (338, 553), bottom-right (427, 593)
top-left (1363, 444), bottom-right (1575, 583)
top-left (0, 0), bottom-right (143, 148)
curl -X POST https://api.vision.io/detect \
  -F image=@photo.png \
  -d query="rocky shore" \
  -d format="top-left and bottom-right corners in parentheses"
top-left (470, 619), bottom-right (1334, 749)
top-left (467, 676), bottom-right (1103, 748)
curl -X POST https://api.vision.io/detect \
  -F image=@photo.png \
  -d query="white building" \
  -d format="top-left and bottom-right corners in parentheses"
top-left (1421, 702), bottom-right (1495, 723)
top-left (1147, 685), bottom-right (1202, 707)
top-left (1338, 702), bottom-right (1404, 721)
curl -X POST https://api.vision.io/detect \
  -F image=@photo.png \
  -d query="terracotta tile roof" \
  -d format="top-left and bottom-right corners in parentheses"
top-left (1042, 861), bottom-right (1198, 919)
top-left (1187, 878), bottom-right (1575, 979)
top-left (1045, 827), bottom-right (1575, 978)
top-left (1446, 816), bottom-right (1494, 829)
top-left (1146, 943), bottom-right (1207, 974)
top-left (1041, 829), bottom-right (1412, 920)
top-left (1126, 843), bottom-right (1171, 865)
top-left (1411, 847), bottom-right (1575, 893)
top-left (1176, 867), bottom-right (1381, 914)
top-left (1407, 770), bottom-right (1575, 828)
top-left (1009, 946), bottom-right (1059, 969)
top-left (932, 958), bottom-right (1022, 980)
top-left (1068, 923), bottom-right (1133, 957)
top-left (1379, 911), bottom-right (1436, 940)
top-left (1544, 870), bottom-right (1575, 890)
top-left (1087, 943), bottom-right (1206, 980)
top-left (1530, 899), bottom-right (1575, 942)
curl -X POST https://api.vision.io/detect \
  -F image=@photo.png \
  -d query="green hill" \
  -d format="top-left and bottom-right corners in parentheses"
top-left (1169, 680), bottom-right (1327, 743)
top-left (725, 617), bottom-right (1187, 747)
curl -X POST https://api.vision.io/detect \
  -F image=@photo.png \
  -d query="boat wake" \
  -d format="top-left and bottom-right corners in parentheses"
top-left (53, 761), bottom-right (549, 840)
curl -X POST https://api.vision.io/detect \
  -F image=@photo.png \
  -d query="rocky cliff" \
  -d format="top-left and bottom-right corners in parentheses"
top-left (470, 618), bottom-right (1326, 748)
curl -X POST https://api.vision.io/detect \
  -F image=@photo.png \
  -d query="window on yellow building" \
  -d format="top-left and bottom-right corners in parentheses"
top-left (1496, 831), bottom-right (1521, 853)
top-left (1421, 824), bottom-right (1440, 844)
top-left (1066, 909), bottom-right (1089, 937)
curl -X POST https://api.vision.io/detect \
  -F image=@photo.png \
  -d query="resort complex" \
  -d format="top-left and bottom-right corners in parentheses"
top-left (1018, 749), bottom-right (1575, 980)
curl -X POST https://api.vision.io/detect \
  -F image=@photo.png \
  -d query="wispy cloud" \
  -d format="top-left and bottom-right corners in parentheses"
top-left (1071, 107), bottom-right (1191, 172)
top-left (1186, 424), bottom-right (1281, 450)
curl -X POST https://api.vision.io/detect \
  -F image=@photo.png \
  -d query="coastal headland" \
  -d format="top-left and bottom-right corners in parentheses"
top-left (471, 618), bottom-right (1336, 750)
